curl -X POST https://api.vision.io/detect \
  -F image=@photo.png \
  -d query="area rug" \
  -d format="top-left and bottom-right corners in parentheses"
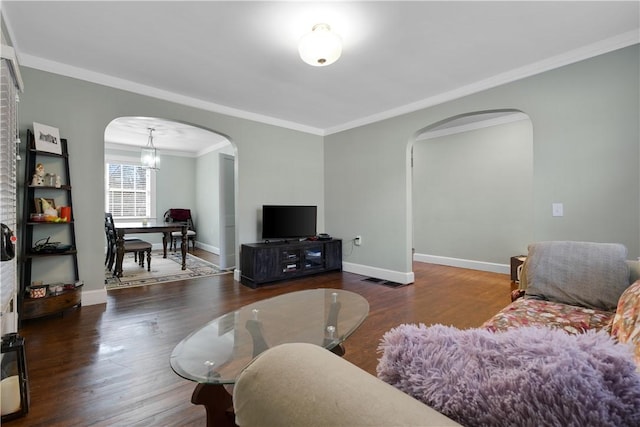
top-left (105, 250), bottom-right (229, 290)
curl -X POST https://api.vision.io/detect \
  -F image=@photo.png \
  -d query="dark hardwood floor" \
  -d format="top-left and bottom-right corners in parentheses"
top-left (12, 249), bottom-right (511, 426)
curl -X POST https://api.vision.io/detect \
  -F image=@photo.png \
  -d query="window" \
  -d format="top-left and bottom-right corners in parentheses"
top-left (1, 55), bottom-right (20, 324)
top-left (105, 158), bottom-right (156, 220)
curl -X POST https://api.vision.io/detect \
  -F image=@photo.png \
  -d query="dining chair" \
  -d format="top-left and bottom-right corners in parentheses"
top-left (163, 208), bottom-right (197, 251)
top-left (104, 213), bottom-right (152, 272)
top-left (104, 213), bottom-right (145, 266)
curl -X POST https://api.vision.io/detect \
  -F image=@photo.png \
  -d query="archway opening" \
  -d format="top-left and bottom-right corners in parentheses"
top-left (104, 116), bottom-right (238, 270)
top-left (409, 109), bottom-right (533, 273)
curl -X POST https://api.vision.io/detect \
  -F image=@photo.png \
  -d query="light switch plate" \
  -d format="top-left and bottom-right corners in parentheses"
top-left (552, 203), bottom-right (564, 217)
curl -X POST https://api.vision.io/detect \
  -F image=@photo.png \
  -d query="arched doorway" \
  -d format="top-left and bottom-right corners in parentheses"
top-left (104, 116), bottom-right (238, 270)
top-left (409, 110), bottom-right (533, 273)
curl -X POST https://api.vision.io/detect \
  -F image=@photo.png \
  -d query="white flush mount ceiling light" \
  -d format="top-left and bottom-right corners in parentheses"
top-left (298, 23), bottom-right (342, 67)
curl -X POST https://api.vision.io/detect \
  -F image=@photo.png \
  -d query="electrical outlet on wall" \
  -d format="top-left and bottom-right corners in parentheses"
top-left (354, 235), bottom-right (362, 246)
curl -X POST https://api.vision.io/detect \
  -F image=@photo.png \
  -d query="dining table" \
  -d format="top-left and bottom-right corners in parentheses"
top-left (113, 220), bottom-right (189, 278)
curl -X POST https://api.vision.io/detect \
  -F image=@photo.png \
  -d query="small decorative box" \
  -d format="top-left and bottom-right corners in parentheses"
top-left (29, 285), bottom-right (48, 299)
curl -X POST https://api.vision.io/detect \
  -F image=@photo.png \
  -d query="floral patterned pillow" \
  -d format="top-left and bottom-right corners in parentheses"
top-left (611, 280), bottom-right (640, 368)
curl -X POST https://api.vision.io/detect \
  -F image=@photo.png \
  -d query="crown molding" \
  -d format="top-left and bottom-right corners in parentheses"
top-left (324, 31), bottom-right (639, 135)
top-left (416, 112), bottom-right (530, 141)
top-left (197, 141), bottom-right (231, 157)
top-left (104, 142), bottom-right (192, 158)
top-left (105, 140), bottom-right (231, 158)
top-left (18, 53), bottom-right (325, 136)
top-left (12, 30), bottom-right (639, 137)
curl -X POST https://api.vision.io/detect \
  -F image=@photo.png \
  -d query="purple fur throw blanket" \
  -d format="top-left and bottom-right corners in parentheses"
top-left (377, 324), bottom-right (640, 427)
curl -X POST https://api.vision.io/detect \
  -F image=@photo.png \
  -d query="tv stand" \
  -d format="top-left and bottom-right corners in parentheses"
top-left (263, 239), bottom-right (300, 244)
top-left (240, 239), bottom-right (342, 288)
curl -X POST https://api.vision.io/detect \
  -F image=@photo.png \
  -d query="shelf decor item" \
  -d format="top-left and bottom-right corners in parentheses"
top-left (28, 284), bottom-right (47, 299)
top-left (34, 197), bottom-right (55, 214)
top-left (31, 237), bottom-right (72, 254)
top-left (31, 163), bottom-right (45, 186)
top-left (59, 206), bottom-right (71, 221)
top-left (32, 122), bottom-right (61, 155)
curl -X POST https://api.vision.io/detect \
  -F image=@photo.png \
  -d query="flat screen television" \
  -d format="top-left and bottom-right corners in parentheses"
top-left (262, 205), bottom-right (317, 240)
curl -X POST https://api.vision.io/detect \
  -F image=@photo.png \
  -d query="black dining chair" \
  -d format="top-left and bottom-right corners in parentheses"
top-left (163, 208), bottom-right (197, 251)
top-left (104, 213), bottom-right (152, 272)
top-left (104, 213), bottom-right (145, 266)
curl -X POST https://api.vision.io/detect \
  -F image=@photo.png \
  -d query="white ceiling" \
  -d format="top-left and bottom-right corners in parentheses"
top-left (103, 116), bottom-right (230, 157)
top-left (2, 1), bottom-right (639, 153)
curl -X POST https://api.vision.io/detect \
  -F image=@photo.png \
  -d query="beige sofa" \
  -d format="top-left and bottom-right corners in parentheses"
top-left (233, 342), bottom-right (461, 427)
top-left (233, 241), bottom-right (640, 426)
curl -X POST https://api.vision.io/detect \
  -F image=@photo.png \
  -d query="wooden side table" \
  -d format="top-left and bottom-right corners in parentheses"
top-left (510, 255), bottom-right (527, 290)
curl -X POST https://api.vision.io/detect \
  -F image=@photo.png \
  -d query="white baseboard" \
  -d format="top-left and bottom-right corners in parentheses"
top-left (413, 253), bottom-right (509, 274)
top-left (342, 262), bottom-right (415, 285)
top-left (83, 288), bottom-right (107, 306)
top-left (232, 264), bottom-right (415, 285)
top-left (151, 241), bottom-right (220, 255)
top-left (196, 242), bottom-right (220, 255)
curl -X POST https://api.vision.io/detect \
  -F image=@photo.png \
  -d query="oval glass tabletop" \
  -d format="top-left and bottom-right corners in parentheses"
top-left (170, 288), bottom-right (369, 384)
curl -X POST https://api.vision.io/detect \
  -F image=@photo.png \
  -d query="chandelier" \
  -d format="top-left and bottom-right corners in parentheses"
top-left (140, 127), bottom-right (159, 169)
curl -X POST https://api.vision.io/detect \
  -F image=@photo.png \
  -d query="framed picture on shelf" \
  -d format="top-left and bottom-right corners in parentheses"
top-left (33, 122), bottom-right (62, 154)
top-left (34, 198), bottom-right (56, 214)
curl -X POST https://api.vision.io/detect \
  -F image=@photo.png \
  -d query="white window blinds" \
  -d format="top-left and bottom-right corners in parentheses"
top-left (0, 52), bottom-right (21, 327)
top-left (106, 162), bottom-right (151, 219)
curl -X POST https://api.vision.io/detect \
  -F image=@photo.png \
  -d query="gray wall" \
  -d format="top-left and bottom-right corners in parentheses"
top-left (195, 145), bottom-right (235, 251)
top-left (195, 149), bottom-right (221, 251)
top-left (18, 68), bottom-right (324, 303)
top-left (157, 154), bottom-right (197, 221)
top-left (325, 45), bottom-right (639, 279)
top-left (413, 118), bottom-right (533, 265)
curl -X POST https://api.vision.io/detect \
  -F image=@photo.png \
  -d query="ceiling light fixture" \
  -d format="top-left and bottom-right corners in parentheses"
top-left (298, 23), bottom-right (342, 67)
top-left (141, 127), bottom-right (159, 169)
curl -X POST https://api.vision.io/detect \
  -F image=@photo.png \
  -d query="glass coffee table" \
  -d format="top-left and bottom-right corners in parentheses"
top-left (170, 288), bottom-right (369, 426)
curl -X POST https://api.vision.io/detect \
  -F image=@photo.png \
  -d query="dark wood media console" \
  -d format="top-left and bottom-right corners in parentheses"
top-left (240, 239), bottom-right (342, 288)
